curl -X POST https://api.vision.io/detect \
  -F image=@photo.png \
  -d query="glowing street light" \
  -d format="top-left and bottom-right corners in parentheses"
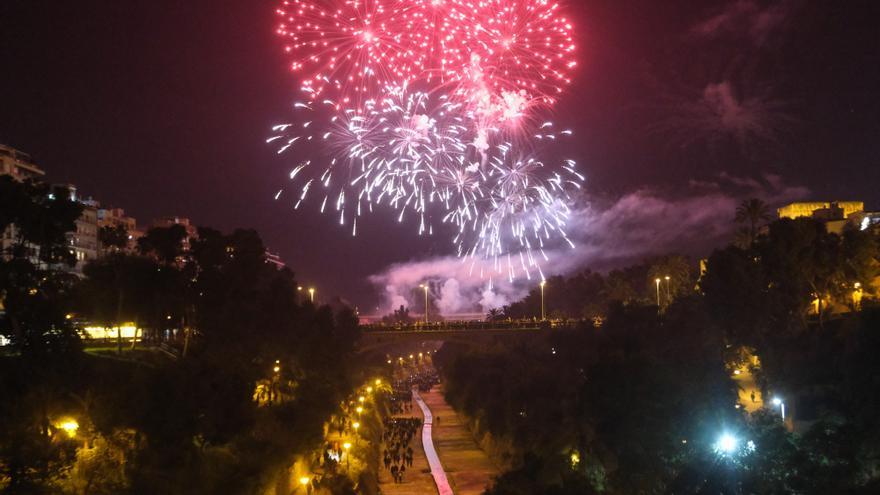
top-left (664, 275), bottom-right (671, 301)
top-left (356, 406), bottom-right (363, 415)
top-left (853, 282), bottom-right (863, 310)
top-left (56, 418), bottom-right (79, 438)
top-left (655, 278), bottom-right (661, 308)
top-left (715, 433), bottom-right (738, 455)
top-left (419, 284), bottom-right (429, 323)
top-left (772, 397), bottom-right (785, 421)
top-left (308, 287), bottom-right (315, 303)
top-left (299, 476), bottom-right (312, 494)
top-left (540, 280), bottom-right (546, 320)
top-left (375, 379), bottom-right (381, 386)
top-left (343, 442), bottom-right (352, 468)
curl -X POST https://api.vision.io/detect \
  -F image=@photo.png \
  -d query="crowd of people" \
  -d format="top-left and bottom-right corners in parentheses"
top-left (377, 358), bottom-right (444, 485)
top-left (394, 370), bottom-right (440, 393)
top-left (389, 390), bottom-right (413, 415)
top-left (382, 417), bottom-right (420, 483)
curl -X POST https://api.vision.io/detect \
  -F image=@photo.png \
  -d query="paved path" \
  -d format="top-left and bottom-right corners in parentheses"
top-left (421, 388), bottom-right (498, 495)
top-left (413, 388), bottom-right (454, 495)
top-left (733, 368), bottom-right (763, 413)
top-left (377, 404), bottom-right (436, 495)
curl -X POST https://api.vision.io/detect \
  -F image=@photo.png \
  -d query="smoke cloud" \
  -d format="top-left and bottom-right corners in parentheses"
top-left (369, 173), bottom-right (810, 316)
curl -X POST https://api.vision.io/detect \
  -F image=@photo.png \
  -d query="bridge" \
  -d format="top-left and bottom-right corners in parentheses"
top-left (357, 320), bottom-right (580, 353)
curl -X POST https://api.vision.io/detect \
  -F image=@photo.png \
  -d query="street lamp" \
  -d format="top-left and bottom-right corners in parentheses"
top-left (540, 280), bottom-right (546, 321)
top-left (664, 275), bottom-right (671, 302)
top-left (419, 284), bottom-right (429, 323)
top-left (299, 476), bottom-right (311, 494)
top-left (714, 433), bottom-right (738, 455)
top-left (853, 282), bottom-right (863, 310)
top-left (56, 418), bottom-right (79, 438)
top-left (655, 278), bottom-right (661, 308)
top-left (308, 287), bottom-right (315, 303)
top-left (772, 397), bottom-right (785, 421)
top-left (343, 442), bottom-right (352, 468)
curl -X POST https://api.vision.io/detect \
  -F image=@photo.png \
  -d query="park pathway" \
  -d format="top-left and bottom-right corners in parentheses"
top-left (420, 387), bottom-right (498, 495)
top-left (376, 398), bottom-right (437, 495)
top-left (413, 388), bottom-right (455, 495)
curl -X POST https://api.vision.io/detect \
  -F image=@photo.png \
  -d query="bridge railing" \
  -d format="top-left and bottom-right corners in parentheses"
top-left (360, 319), bottom-right (583, 333)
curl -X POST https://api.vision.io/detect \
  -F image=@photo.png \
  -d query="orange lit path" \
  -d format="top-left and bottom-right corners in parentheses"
top-left (414, 388), bottom-right (455, 495)
top-left (733, 368), bottom-right (763, 413)
top-left (376, 401), bottom-right (436, 495)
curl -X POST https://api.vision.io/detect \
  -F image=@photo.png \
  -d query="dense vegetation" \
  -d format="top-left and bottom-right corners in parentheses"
top-left (0, 177), bottom-right (363, 494)
top-left (439, 207), bottom-right (880, 494)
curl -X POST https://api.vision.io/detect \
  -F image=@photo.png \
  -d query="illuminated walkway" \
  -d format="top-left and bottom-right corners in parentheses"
top-left (420, 388), bottom-right (499, 495)
top-left (413, 388), bottom-right (455, 495)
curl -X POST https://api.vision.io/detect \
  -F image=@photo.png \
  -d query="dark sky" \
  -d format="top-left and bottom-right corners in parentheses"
top-left (2, 0), bottom-right (879, 310)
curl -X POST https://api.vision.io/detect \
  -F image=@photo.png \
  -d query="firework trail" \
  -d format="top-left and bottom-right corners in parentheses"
top-left (272, 0), bottom-right (583, 280)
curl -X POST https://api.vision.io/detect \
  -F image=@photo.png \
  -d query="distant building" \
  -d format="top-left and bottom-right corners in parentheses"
top-left (97, 207), bottom-right (143, 253)
top-left (1, 145), bottom-right (47, 262)
top-left (778, 201), bottom-right (865, 220)
top-left (153, 216), bottom-right (198, 251)
top-left (777, 201), bottom-right (877, 235)
top-left (53, 184), bottom-right (100, 273)
top-left (0, 144), bottom-right (45, 181)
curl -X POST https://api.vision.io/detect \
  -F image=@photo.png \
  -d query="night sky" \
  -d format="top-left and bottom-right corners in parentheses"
top-left (2, 0), bottom-right (879, 311)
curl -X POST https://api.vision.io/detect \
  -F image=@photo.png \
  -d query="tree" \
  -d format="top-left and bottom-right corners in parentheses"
top-left (382, 305), bottom-right (414, 325)
top-left (486, 308), bottom-right (504, 321)
top-left (735, 198), bottom-right (772, 247)
top-left (647, 255), bottom-right (694, 308)
top-left (0, 178), bottom-right (82, 353)
top-left (98, 225), bottom-right (129, 253)
top-left (701, 245), bottom-right (775, 346)
top-left (137, 224), bottom-right (188, 265)
top-left (79, 253), bottom-right (168, 353)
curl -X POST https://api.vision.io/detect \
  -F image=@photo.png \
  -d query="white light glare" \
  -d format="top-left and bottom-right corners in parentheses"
top-left (716, 433), bottom-right (738, 454)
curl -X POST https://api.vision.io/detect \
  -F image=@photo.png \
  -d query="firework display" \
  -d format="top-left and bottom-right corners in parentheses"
top-left (272, 0), bottom-right (582, 280)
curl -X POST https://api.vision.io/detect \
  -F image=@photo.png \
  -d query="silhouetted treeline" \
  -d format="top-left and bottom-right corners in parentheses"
top-left (0, 177), bottom-right (363, 493)
top-left (439, 214), bottom-right (880, 494)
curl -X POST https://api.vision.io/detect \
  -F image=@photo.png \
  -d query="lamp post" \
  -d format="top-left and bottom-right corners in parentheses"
top-left (343, 442), bottom-right (352, 469)
top-left (299, 476), bottom-right (312, 494)
top-left (655, 278), bottom-right (661, 308)
top-left (772, 397), bottom-right (785, 422)
top-left (664, 275), bottom-right (671, 302)
top-left (419, 284), bottom-right (428, 324)
top-left (540, 280), bottom-right (546, 321)
top-left (308, 287), bottom-right (315, 303)
top-left (854, 282), bottom-right (863, 310)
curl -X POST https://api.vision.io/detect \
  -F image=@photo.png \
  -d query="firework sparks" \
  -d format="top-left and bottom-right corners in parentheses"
top-left (272, 0), bottom-right (583, 278)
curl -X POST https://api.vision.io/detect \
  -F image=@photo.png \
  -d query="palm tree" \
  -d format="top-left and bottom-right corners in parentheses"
top-left (486, 308), bottom-right (503, 322)
top-left (735, 198), bottom-right (772, 246)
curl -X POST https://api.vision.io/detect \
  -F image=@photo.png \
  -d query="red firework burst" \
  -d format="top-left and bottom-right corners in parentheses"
top-left (276, 0), bottom-right (435, 100)
top-left (465, 0), bottom-right (576, 102)
top-left (277, 0), bottom-right (577, 108)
